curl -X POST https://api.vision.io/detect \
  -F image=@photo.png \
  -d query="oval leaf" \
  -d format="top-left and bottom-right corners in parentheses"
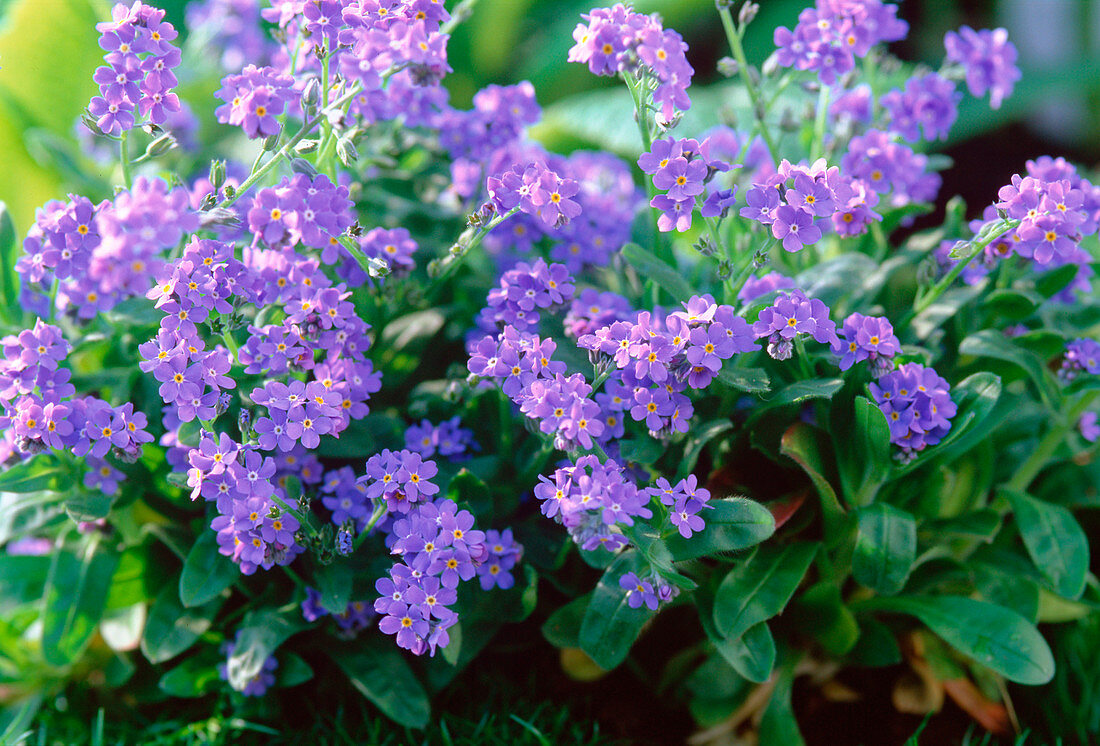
top-left (713, 542), bottom-right (818, 640)
top-left (330, 637), bottom-right (430, 728)
top-left (865, 595), bottom-right (1055, 685)
top-left (714, 622), bottom-right (775, 684)
top-left (853, 503), bottom-right (916, 595)
top-left (179, 530), bottom-right (237, 608)
top-left (141, 583), bottom-right (222, 664)
top-left (1001, 488), bottom-right (1089, 600)
top-left (578, 550), bottom-right (653, 670)
top-left (666, 497), bottom-right (775, 561)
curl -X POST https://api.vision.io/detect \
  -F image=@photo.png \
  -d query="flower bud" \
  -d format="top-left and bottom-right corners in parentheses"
top-left (145, 132), bottom-right (177, 157)
top-left (290, 158), bottom-right (318, 178)
top-left (198, 208), bottom-right (241, 230)
top-left (301, 77), bottom-right (321, 109)
top-left (262, 133), bottom-right (279, 152)
top-left (336, 135), bottom-right (359, 167)
top-left (716, 56), bottom-right (739, 77)
top-left (294, 139), bottom-right (319, 154)
top-left (738, 1), bottom-right (759, 26)
top-left (209, 159), bottom-right (226, 191)
top-left (81, 111), bottom-right (106, 137)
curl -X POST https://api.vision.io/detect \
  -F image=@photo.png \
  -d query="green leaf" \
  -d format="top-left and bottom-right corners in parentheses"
top-left (315, 413), bottom-right (404, 458)
top-left (64, 492), bottom-right (113, 523)
top-left (226, 608), bottom-right (306, 691)
top-left (911, 283), bottom-right (986, 341)
top-left (837, 397), bottom-right (892, 506)
top-left (714, 622), bottom-right (775, 684)
top-left (0, 459), bottom-right (68, 493)
top-left (852, 503), bottom-right (916, 595)
top-left (679, 419), bottom-right (733, 478)
top-left (158, 656), bottom-right (221, 698)
top-left (862, 595), bottom-right (1055, 685)
top-left (1001, 488), bottom-right (1089, 600)
top-left (1035, 263), bottom-right (1081, 299)
top-left (759, 659), bottom-right (806, 746)
top-left (715, 366), bottom-right (771, 394)
top-left (178, 529), bottom-right (236, 608)
top-left (40, 543), bottom-right (118, 666)
top-left (847, 617), bottom-right (902, 667)
top-left (141, 583), bottom-right (222, 664)
top-left (713, 542), bottom-right (818, 640)
top-left (579, 550), bottom-right (654, 670)
top-left (541, 594), bottom-right (590, 649)
top-left (330, 637), bottom-right (430, 728)
top-left (981, 288), bottom-right (1042, 320)
top-left (313, 561), bottom-right (352, 615)
top-left (959, 329), bottom-right (1057, 405)
top-left (760, 378), bottom-right (844, 411)
top-left (791, 581), bottom-right (860, 656)
top-left (0, 554), bottom-right (50, 612)
top-left (277, 652), bottom-right (314, 688)
top-left (665, 497), bottom-right (775, 561)
top-left (620, 242), bottom-right (694, 301)
top-left (0, 202), bottom-right (17, 317)
top-left (618, 437), bottom-right (665, 464)
top-left (779, 423), bottom-right (845, 538)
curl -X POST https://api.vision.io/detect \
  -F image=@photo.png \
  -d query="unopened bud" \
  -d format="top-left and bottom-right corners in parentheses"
top-left (366, 256), bottom-right (390, 279)
top-left (295, 139), bottom-right (319, 154)
top-left (290, 158), bottom-right (318, 178)
top-left (145, 132), bottom-right (176, 158)
top-left (336, 136), bottom-right (358, 167)
top-left (81, 111), bottom-right (106, 137)
top-left (717, 56), bottom-right (739, 77)
top-left (223, 184), bottom-right (236, 200)
top-left (762, 53), bottom-right (780, 77)
top-left (301, 77), bottom-right (321, 108)
top-left (198, 207), bottom-right (241, 230)
top-left (738, 1), bottom-right (759, 26)
top-left (209, 159), bottom-right (226, 191)
top-left (948, 240), bottom-right (971, 259)
top-left (262, 133), bottom-right (279, 152)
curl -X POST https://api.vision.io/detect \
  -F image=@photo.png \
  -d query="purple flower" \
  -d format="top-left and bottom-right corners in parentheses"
top-left (771, 205), bottom-right (822, 252)
top-left (944, 26), bottom-right (1021, 109)
top-left (831, 313), bottom-right (901, 372)
top-left (652, 157), bottom-right (706, 201)
top-left (1079, 412), bottom-right (1099, 443)
top-left (620, 572), bottom-right (659, 611)
top-left (650, 194), bottom-right (694, 232)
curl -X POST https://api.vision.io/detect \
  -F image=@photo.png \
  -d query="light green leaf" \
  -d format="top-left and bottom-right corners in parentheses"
top-left (620, 242), bottom-right (694, 302)
top-left (665, 497), bottom-right (775, 561)
top-left (179, 529), bottom-right (236, 608)
top-left (41, 542), bottom-right (118, 666)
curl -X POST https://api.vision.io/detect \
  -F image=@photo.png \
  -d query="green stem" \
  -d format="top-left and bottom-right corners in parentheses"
top-left (220, 330), bottom-right (239, 362)
top-left (727, 252), bottom-right (761, 305)
top-left (119, 131), bottom-right (132, 190)
top-left (718, 6), bottom-right (780, 166)
top-left (1006, 390), bottom-right (1100, 492)
top-left (812, 85), bottom-right (830, 161)
top-left (427, 206), bottom-right (520, 296)
top-left (901, 219), bottom-right (1019, 326)
top-left (353, 500), bottom-right (388, 550)
top-left (216, 82), bottom-right (364, 210)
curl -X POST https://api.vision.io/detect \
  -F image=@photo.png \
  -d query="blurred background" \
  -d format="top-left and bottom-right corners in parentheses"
top-left (1, 0), bottom-right (1099, 234)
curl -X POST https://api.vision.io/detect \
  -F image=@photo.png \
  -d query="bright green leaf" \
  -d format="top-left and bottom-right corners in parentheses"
top-left (179, 529), bottom-right (236, 608)
top-left (141, 583), bottom-right (222, 664)
top-left (665, 497), bottom-right (775, 561)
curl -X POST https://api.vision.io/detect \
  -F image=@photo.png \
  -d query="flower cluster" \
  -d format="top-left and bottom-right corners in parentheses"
top-left (320, 465), bottom-right (372, 529)
top-left (19, 178), bottom-right (199, 320)
top-left (870, 363), bottom-right (956, 459)
top-left (741, 159), bottom-right (879, 249)
top-left (841, 130), bottom-right (941, 210)
top-left (739, 272), bottom-right (796, 303)
top-left (1079, 412), bottom-right (1099, 443)
top-left (1, 320), bottom-right (151, 473)
top-left (87, 1), bottom-right (181, 135)
top-left (568, 3), bottom-right (694, 121)
top-left (404, 417), bottom-right (478, 460)
top-left (831, 313), bottom-right (901, 375)
top-left (477, 258), bottom-right (575, 333)
top-left (882, 72), bottom-right (961, 143)
top-left (773, 0), bottom-right (907, 85)
top-left (995, 171), bottom-right (1097, 265)
top-left (648, 474), bottom-right (712, 539)
top-left (580, 295), bottom-right (758, 435)
top-left (215, 64), bottom-right (297, 139)
top-left (639, 136), bottom-right (735, 233)
top-left (357, 449), bottom-right (440, 514)
top-left (535, 455), bottom-right (652, 551)
top-left (944, 26), bottom-right (1021, 110)
top-left (188, 432), bottom-right (304, 575)
top-left (186, 0), bottom-right (275, 72)
top-left (479, 528), bottom-right (523, 590)
top-left (376, 498), bottom-right (494, 656)
top-left (620, 570), bottom-right (678, 611)
top-left (1061, 338), bottom-right (1100, 381)
top-left (247, 173), bottom-right (355, 251)
top-left (753, 289), bottom-right (838, 360)
top-left (487, 162), bottom-right (582, 229)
